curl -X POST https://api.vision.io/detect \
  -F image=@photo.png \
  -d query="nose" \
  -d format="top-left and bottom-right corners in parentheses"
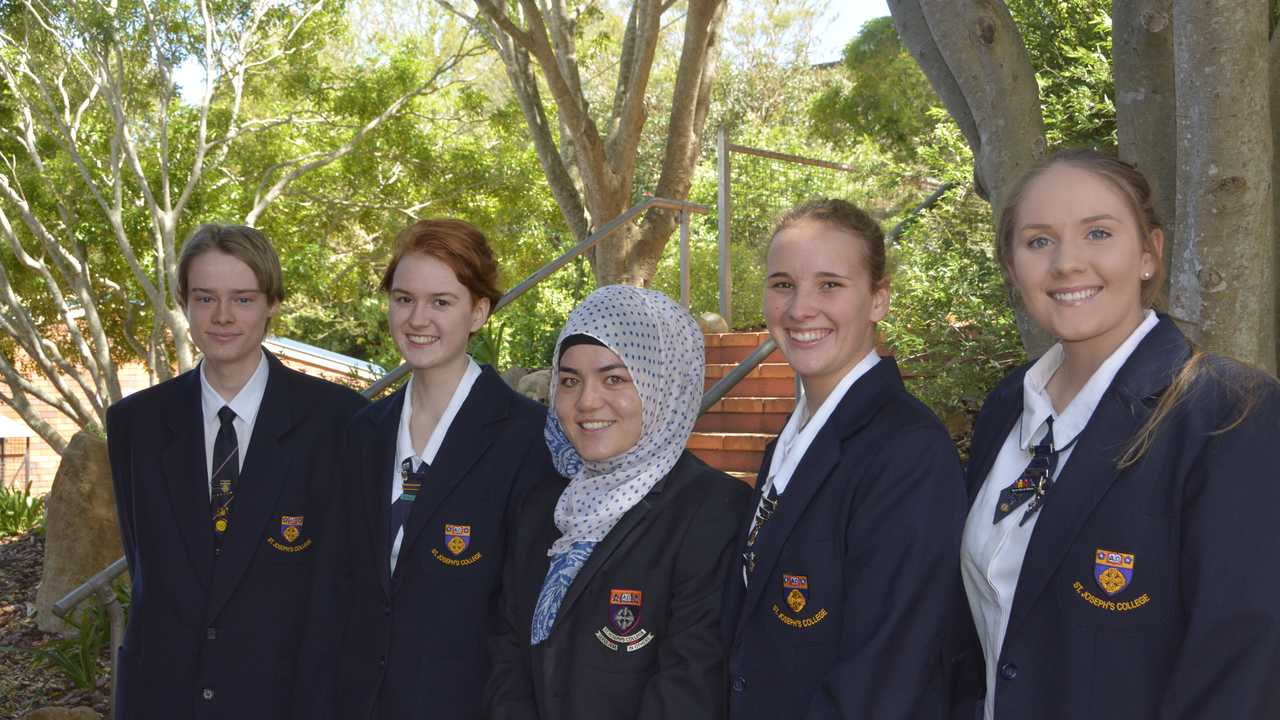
top-left (574, 379), bottom-right (605, 412)
top-left (408, 300), bottom-right (433, 327)
top-left (1049, 237), bottom-right (1085, 276)
top-left (785, 285), bottom-right (819, 322)
top-left (213, 298), bottom-right (233, 325)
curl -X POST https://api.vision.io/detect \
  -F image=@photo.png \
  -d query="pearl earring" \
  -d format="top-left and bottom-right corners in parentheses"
top-left (1141, 272), bottom-right (1151, 280)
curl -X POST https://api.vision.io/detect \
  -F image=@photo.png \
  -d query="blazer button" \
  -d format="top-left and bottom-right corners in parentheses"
top-left (731, 675), bottom-right (747, 693)
top-left (206, 627), bottom-right (217, 640)
top-left (202, 688), bottom-right (215, 700)
top-left (384, 604), bottom-right (391, 616)
top-left (999, 662), bottom-right (1018, 680)
top-left (378, 656), bottom-right (386, 669)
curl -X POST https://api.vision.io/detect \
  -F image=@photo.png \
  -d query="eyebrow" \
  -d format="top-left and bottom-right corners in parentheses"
top-left (1019, 214), bottom-right (1121, 232)
top-left (766, 271), bottom-right (850, 280)
top-left (558, 363), bottom-right (628, 375)
top-left (191, 287), bottom-right (261, 295)
top-left (389, 288), bottom-right (460, 299)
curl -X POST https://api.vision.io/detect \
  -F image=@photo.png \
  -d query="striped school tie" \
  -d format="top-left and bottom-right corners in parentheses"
top-left (389, 457), bottom-right (428, 563)
top-left (210, 406), bottom-right (238, 549)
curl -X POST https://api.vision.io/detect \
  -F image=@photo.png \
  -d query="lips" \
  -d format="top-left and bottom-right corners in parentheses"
top-left (577, 420), bottom-right (616, 431)
top-left (1049, 287), bottom-right (1101, 304)
top-left (787, 328), bottom-right (831, 344)
top-left (405, 333), bottom-right (439, 346)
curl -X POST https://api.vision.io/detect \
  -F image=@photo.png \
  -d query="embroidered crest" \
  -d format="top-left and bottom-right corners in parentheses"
top-left (1094, 548), bottom-right (1134, 596)
top-left (213, 506), bottom-right (229, 534)
top-left (783, 574), bottom-right (808, 613)
top-left (596, 588), bottom-right (655, 652)
top-left (445, 524), bottom-right (471, 556)
top-left (609, 588), bottom-right (643, 634)
top-left (280, 515), bottom-right (303, 543)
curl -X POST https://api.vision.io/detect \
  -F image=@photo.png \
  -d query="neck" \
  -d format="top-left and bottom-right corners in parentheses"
top-left (1049, 310), bottom-right (1147, 412)
top-left (801, 345), bottom-right (873, 416)
top-left (204, 349), bottom-right (262, 402)
top-left (409, 354), bottom-right (469, 418)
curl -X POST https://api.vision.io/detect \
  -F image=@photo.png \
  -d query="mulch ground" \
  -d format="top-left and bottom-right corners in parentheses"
top-left (0, 530), bottom-right (111, 718)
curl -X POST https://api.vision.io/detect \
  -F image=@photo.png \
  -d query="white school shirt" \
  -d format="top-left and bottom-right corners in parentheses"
top-left (199, 349), bottom-right (270, 498)
top-left (961, 310), bottom-right (1157, 720)
top-left (743, 350), bottom-right (880, 586)
top-left (389, 358), bottom-right (481, 572)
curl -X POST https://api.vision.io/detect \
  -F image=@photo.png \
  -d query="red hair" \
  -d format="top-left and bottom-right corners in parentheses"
top-left (379, 218), bottom-right (502, 309)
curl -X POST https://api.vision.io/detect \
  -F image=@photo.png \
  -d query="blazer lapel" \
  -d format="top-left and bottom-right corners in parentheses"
top-left (364, 389), bottom-right (404, 595)
top-left (206, 354), bottom-right (296, 622)
top-left (733, 358), bottom-right (901, 636)
top-left (159, 370), bottom-right (213, 591)
top-left (551, 475), bottom-right (666, 632)
top-left (394, 368), bottom-right (510, 583)
top-left (1004, 315), bottom-right (1190, 638)
top-left (965, 389), bottom-right (1021, 505)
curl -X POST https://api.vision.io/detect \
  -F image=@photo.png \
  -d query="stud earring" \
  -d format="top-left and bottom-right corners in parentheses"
top-left (1141, 272), bottom-right (1151, 280)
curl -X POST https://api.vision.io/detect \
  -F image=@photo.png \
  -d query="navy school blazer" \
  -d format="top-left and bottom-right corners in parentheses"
top-left (956, 314), bottom-right (1280, 719)
top-left (486, 450), bottom-right (752, 720)
top-left (105, 350), bottom-right (367, 720)
top-left (721, 356), bottom-right (967, 720)
top-left (333, 365), bottom-right (548, 720)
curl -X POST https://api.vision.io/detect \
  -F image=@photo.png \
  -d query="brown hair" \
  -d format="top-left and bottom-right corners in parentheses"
top-left (770, 198), bottom-right (888, 286)
top-left (176, 224), bottom-right (284, 307)
top-left (996, 147), bottom-right (1165, 308)
top-left (379, 218), bottom-right (502, 311)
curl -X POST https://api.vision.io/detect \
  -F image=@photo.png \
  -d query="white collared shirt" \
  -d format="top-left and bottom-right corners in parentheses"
top-left (389, 357), bottom-right (481, 571)
top-left (199, 349), bottom-right (270, 498)
top-left (743, 350), bottom-right (880, 586)
top-left (961, 310), bottom-right (1157, 720)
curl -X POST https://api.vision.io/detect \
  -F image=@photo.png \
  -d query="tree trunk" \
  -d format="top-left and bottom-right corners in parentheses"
top-left (1173, 0), bottom-right (1276, 373)
top-left (1271, 25), bottom-right (1280, 372)
top-left (1113, 0), bottom-right (1177, 292)
top-left (889, 0), bottom-right (1053, 355)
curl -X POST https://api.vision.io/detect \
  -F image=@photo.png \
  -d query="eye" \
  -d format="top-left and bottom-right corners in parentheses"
top-left (820, 280), bottom-right (843, 290)
top-left (769, 280), bottom-right (793, 290)
top-left (1026, 234), bottom-right (1052, 250)
top-left (1086, 227), bottom-right (1112, 241)
top-left (604, 373), bottom-right (630, 386)
top-left (394, 295), bottom-right (413, 304)
top-left (558, 376), bottom-right (580, 389)
top-left (235, 296), bottom-right (254, 305)
top-left (194, 294), bottom-right (214, 304)
top-left (433, 298), bottom-right (452, 308)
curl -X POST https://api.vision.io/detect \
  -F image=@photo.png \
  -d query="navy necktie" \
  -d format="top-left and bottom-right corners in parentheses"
top-left (993, 416), bottom-right (1075, 525)
top-left (742, 483), bottom-right (779, 577)
top-left (211, 406), bottom-right (238, 548)
top-left (390, 457), bottom-right (428, 561)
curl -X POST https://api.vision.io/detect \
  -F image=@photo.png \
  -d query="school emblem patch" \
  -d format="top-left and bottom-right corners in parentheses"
top-left (1094, 548), bottom-right (1135, 596)
top-left (609, 588), bottom-right (643, 633)
top-left (595, 588), bottom-right (655, 652)
top-left (280, 515), bottom-right (304, 543)
top-left (445, 524), bottom-right (471, 556)
top-left (783, 574), bottom-right (808, 613)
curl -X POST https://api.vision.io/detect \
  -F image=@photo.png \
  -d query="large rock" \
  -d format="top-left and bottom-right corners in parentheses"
top-left (697, 312), bottom-right (730, 334)
top-left (35, 430), bottom-right (124, 635)
top-left (22, 707), bottom-right (101, 720)
top-left (500, 366), bottom-right (530, 390)
top-left (517, 368), bottom-right (551, 405)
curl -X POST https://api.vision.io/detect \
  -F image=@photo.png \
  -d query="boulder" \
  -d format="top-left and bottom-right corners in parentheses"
top-left (517, 368), bottom-right (552, 405)
top-left (22, 707), bottom-right (101, 720)
top-left (35, 431), bottom-right (124, 635)
top-left (500, 366), bottom-right (530, 390)
top-left (697, 312), bottom-right (730, 334)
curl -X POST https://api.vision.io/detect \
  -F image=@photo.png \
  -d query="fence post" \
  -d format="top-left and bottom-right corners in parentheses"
top-left (716, 126), bottom-right (732, 326)
top-left (679, 208), bottom-right (691, 307)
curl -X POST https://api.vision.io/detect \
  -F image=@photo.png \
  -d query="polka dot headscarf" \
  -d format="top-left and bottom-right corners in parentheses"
top-left (544, 284), bottom-right (704, 556)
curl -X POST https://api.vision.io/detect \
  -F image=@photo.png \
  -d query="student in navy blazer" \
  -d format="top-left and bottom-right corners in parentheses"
top-left (333, 219), bottom-right (547, 720)
top-left (106, 224), bottom-right (366, 719)
top-left (722, 200), bottom-right (967, 719)
top-left (957, 149), bottom-right (1280, 719)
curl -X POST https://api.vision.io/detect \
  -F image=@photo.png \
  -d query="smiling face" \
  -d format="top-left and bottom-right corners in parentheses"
top-left (555, 344), bottom-right (644, 462)
top-left (387, 252), bottom-right (489, 375)
top-left (764, 219), bottom-right (889, 406)
top-left (1008, 163), bottom-right (1162, 361)
top-left (184, 250), bottom-right (278, 375)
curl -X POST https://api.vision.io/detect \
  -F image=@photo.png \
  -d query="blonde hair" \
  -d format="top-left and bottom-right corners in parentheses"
top-left (176, 224), bottom-right (284, 307)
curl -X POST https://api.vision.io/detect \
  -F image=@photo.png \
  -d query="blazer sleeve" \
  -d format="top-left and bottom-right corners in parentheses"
top-left (105, 402), bottom-right (138, 576)
top-left (1160, 386), bottom-right (1280, 718)
top-left (807, 426), bottom-right (966, 720)
top-left (484, 440), bottom-right (549, 720)
top-left (635, 474), bottom-right (748, 720)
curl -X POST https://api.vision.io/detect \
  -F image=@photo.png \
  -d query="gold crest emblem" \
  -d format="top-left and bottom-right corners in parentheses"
top-left (787, 588), bottom-right (806, 613)
top-left (1097, 567), bottom-right (1127, 594)
top-left (447, 536), bottom-right (466, 555)
top-left (283, 526), bottom-right (300, 543)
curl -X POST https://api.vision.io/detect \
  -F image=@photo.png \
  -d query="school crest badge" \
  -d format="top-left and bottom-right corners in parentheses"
top-left (445, 524), bottom-right (471, 556)
top-left (1094, 548), bottom-right (1134, 596)
top-left (783, 574), bottom-right (808, 613)
top-left (280, 515), bottom-right (304, 543)
top-left (596, 588), bottom-right (655, 652)
top-left (609, 588), bottom-right (643, 633)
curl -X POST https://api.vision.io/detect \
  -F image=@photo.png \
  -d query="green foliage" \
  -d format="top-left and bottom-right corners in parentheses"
top-left (0, 484), bottom-right (44, 538)
top-left (7, 596), bottom-right (113, 691)
top-left (808, 17), bottom-right (941, 159)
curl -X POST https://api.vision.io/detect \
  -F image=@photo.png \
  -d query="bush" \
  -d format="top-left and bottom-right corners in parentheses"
top-left (0, 484), bottom-right (44, 538)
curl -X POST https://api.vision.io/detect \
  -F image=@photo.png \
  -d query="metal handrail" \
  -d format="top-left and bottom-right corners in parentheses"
top-left (699, 336), bottom-right (777, 415)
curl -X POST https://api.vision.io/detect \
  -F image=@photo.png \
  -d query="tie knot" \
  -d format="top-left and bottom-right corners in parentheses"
top-left (401, 457), bottom-right (428, 480)
top-left (218, 406), bottom-right (237, 426)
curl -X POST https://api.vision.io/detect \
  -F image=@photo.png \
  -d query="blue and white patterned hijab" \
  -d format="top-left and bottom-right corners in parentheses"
top-left (544, 285), bottom-right (704, 556)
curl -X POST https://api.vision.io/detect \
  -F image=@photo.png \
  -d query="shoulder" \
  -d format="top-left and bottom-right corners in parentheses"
top-left (107, 369), bottom-right (198, 424)
top-left (858, 385), bottom-right (958, 463)
top-left (663, 452), bottom-right (753, 512)
top-left (1181, 354), bottom-right (1280, 434)
top-left (279, 365), bottom-right (367, 408)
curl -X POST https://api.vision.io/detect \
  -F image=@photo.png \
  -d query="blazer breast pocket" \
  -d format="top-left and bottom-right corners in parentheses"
top-left (264, 512), bottom-right (314, 556)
